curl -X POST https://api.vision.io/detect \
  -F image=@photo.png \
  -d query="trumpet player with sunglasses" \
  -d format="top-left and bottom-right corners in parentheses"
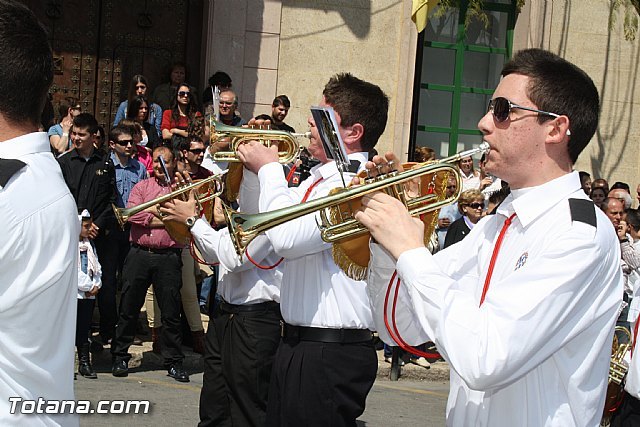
top-left (357, 49), bottom-right (623, 426)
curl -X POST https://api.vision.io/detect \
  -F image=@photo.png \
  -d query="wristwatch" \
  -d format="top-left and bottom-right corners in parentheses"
top-left (186, 215), bottom-right (199, 229)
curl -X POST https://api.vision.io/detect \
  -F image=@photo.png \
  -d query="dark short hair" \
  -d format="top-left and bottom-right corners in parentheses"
top-left (118, 119), bottom-right (142, 139)
top-left (578, 171), bottom-right (591, 181)
top-left (254, 114), bottom-right (272, 121)
top-left (208, 71), bottom-right (232, 88)
top-left (72, 113), bottom-right (99, 134)
top-left (322, 73), bottom-right (389, 152)
top-left (108, 125), bottom-right (132, 144)
top-left (170, 134), bottom-right (189, 151)
top-left (626, 209), bottom-right (640, 231)
top-left (0, 1), bottom-right (53, 124)
top-left (272, 95), bottom-right (291, 108)
top-left (178, 137), bottom-right (202, 151)
top-left (502, 49), bottom-right (599, 164)
top-left (611, 181), bottom-right (631, 193)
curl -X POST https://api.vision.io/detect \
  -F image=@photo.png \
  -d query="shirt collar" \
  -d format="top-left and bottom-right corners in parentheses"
top-left (70, 147), bottom-right (100, 161)
top-left (110, 151), bottom-right (134, 168)
top-left (314, 152), bottom-right (368, 181)
top-left (496, 171), bottom-right (582, 227)
top-left (0, 132), bottom-right (50, 158)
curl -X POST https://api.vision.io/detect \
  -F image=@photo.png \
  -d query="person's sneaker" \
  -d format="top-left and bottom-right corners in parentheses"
top-left (384, 356), bottom-right (404, 366)
top-left (167, 363), bottom-right (190, 383)
top-left (410, 357), bottom-right (431, 369)
top-left (111, 359), bottom-right (129, 377)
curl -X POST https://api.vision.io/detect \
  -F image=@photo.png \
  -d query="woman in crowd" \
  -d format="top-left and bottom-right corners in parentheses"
top-left (126, 95), bottom-right (160, 149)
top-left (458, 155), bottom-right (481, 191)
top-left (444, 189), bottom-right (485, 248)
top-left (113, 75), bottom-right (162, 135)
top-left (161, 84), bottom-right (201, 141)
top-left (590, 186), bottom-right (607, 209)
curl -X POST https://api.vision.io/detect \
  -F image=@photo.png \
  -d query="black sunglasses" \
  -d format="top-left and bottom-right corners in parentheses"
top-left (189, 148), bottom-right (205, 155)
top-left (467, 202), bottom-right (485, 210)
top-left (114, 139), bottom-right (134, 146)
top-left (178, 91), bottom-right (191, 97)
top-left (487, 97), bottom-right (560, 123)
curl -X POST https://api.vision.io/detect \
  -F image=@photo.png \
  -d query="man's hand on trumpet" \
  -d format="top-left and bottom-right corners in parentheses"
top-left (353, 151), bottom-right (425, 261)
top-left (158, 171), bottom-right (200, 224)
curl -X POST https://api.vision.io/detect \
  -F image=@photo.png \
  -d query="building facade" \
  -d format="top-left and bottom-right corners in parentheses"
top-left (204, 0), bottom-right (640, 186)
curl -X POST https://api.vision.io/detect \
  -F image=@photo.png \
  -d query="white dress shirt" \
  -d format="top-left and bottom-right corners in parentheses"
top-left (191, 168), bottom-right (281, 304)
top-left (367, 171), bottom-right (622, 427)
top-left (258, 153), bottom-right (374, 329)
top-left (624, 240), bottom-right (640, 400)
top-left (0, 132), bottom-right (79, 426)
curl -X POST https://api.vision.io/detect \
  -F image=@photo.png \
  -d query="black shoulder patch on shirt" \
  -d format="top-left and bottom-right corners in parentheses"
top-left (347, 160), bottom-right (361, 174)
top-left (569, 198), bottom-right (597, 228)
top-left (0, 158), bottom-right (27, 187)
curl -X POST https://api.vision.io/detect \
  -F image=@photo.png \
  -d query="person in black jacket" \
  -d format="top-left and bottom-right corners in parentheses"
top-left (444, 189), bottom-right (485, 248)
top-left (58, 113), bottom-right (117, 343)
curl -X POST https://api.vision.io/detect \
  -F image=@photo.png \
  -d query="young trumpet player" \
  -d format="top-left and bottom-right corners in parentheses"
top-left (356, 49), bottom-right (623, 426)
top-left (237, 73), bottom-right (389, 427)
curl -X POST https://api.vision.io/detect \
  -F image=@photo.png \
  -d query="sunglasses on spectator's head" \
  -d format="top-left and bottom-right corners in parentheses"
top-left (178, 91), bottom-right (190, 97)
top-left (467, 202), bottom-right (485, 210)
top-left (487, 97), bottom-right (560, 123)
top-left (115, 139), bottom-right (134, 146)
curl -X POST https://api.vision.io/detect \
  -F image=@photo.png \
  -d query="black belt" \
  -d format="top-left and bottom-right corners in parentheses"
top-left (281, 323), bottom-right (373, 344)
top-left (132, 243), bottom-right (181, 255)
top-left (219, 300), bottom-right (280, 314)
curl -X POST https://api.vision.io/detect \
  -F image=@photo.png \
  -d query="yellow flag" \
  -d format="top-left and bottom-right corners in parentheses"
top-left (412, 0), bottom-right (439, 33)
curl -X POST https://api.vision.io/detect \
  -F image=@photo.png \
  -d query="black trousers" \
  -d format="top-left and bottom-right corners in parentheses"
top-left (76, 299), bottom-right (95, 346)
top-left (199, 301), bottom-right (282, 427)
top-left (265, 337), bottom-right (377, 427)
top-left (111, 247), bottom-right (184, 365)
top-left (94, 227), bottom-right (130, 339)
top-left (611, 391), bottom-right (640, 427)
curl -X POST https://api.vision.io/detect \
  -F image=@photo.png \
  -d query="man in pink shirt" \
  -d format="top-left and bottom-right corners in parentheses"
top-left (110, 146), bottom-right (189, 382)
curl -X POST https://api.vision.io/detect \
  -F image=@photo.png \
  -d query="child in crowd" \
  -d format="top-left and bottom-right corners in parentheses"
top-left (76, 209), bottom-right (101, 379)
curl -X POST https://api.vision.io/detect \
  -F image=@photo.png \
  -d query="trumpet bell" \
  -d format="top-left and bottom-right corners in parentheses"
top-left (323, 164), bottom-right (455, 279)
top-left (209, 118), bottom-right (308, 164)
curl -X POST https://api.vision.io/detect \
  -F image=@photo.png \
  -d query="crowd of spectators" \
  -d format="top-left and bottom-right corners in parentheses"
top-left (43, 67), bottom-right (301, 383)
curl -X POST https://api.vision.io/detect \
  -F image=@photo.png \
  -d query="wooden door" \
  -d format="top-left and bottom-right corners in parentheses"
top-left (24, 0), bottom-right (203, 130)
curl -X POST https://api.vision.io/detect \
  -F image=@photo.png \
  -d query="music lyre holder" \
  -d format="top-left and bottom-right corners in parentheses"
top-left (310, 106), bottom-right (349, 187)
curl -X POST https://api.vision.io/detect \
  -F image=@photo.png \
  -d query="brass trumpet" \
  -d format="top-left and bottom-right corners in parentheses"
top-left (210, 117), bottom-right (311, 164)
top-left (224, 142), bottom-right (490, 257)
top-left (112, 172), bottom-right (226, 230)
